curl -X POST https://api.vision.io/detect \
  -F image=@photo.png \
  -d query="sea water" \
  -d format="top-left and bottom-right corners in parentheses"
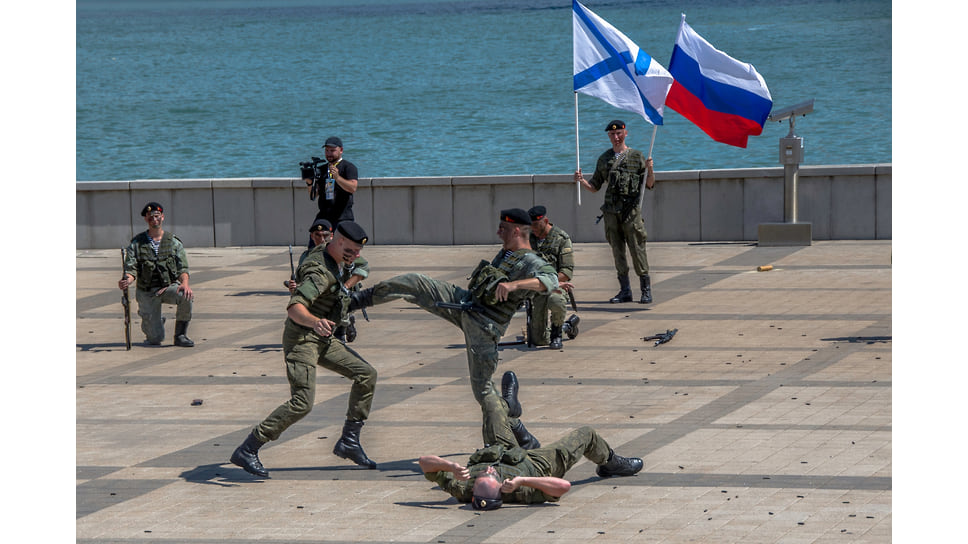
top-left (76, 0), bottom-right (891, 181)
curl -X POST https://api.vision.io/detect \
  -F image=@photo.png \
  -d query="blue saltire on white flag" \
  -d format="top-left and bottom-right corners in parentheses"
top-left (573, 0), bottom-right (673, 126)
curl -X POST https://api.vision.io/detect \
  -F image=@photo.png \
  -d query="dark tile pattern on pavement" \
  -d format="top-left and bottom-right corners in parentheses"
top-left (77, 241), bottom-right (891, 543)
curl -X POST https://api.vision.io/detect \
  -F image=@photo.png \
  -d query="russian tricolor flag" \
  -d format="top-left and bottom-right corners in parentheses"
top-left (666, 15), bottom-right (773, 148)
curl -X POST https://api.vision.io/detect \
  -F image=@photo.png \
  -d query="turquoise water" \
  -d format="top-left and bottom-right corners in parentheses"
top-left (76, 0), bottom-right (891, 181)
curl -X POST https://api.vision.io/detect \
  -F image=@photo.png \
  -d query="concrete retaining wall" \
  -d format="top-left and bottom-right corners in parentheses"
top-left (76, 164), bottom-right (891, 248)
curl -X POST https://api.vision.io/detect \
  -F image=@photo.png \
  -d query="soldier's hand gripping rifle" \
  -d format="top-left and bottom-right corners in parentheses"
top-left (643, 328), bottom-right (677, 346)
top-left (283, 245), bottom-right (297, 290)
top-left (121, 248), bottom-right (131, 350)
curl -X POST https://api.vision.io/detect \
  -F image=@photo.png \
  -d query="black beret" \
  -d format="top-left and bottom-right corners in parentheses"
top-left (309, 218), bottom-right (332, 233)
top-left (605, 119), bottom-right (626, 131)
top-left (336, 221), bottom-right (368, 245)
top-left (324, 136), bottom-right (343, 148)
top-left (471, 495), bottom-right (503, 511)
top-left (499, 208), bottom-right (531, 225)
top-left (141, 202), bottom-right (163, 216)
top-left (528, 206), bottom-right (547, 222)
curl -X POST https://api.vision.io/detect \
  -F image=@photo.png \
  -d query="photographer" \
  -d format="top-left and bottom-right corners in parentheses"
top-left (302, 136), bottom-right (358, 228)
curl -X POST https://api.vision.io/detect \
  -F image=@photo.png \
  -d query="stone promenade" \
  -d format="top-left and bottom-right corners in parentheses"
top-left (76, 240), bottom-right (891, 543)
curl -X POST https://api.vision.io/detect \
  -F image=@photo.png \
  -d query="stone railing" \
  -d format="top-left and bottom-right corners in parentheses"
top-left (76, 164), bottom-right (891, 249)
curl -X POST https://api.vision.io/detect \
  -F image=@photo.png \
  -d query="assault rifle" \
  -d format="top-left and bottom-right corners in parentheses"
top-left (121, 248), bottom-right (131, 350)
top-left (524, 299), bottom-right (534, 348)
top-left (435, 300), bottom-right (534, 347)
top-left (565, 288), bottom-right (578, 312)
top-left (355, 283), bottom-right (369, 322)
top-left (643, 328), bottom-right (677, 346)
top-left (283, 245), bottom-right (297, 290)
top-left (434, 300), bottom-right (485, 313)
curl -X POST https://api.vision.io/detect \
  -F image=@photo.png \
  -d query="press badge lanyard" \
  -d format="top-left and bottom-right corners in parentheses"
top-left (325, 158), bottom-right (342, 201)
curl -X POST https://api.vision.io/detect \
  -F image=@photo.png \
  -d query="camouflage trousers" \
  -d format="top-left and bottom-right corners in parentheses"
top-left (370, 273), bottom-right (505, 407)
top-left (480, 391), bottom-right (611, 478)
top-left (135, 284), bottom-right (192, 344)
top-left (253, 322), bottom-right (377, 443)
top-left (603, 207), bottom-right (650, 277)
top-left (528, 290), bottom-right (567, 346)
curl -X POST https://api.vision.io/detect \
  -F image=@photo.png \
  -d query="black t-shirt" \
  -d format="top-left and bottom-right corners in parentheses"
top-left (315, 159), bottom-right (358, 226)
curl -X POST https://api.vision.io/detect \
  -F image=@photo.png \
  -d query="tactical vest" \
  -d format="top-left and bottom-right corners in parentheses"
top-left (467, 444), bottom-right (531, 480)
top-left (466, 250), bottom-right (537, 324)
top-left (294, 249), bottom-right (350, 325)
top-left (531, 228), bottom-right (568, 273)
top-left (600, 149), bottom-right (647, 216)
top-left (135, 231), bottom-right (180, 291)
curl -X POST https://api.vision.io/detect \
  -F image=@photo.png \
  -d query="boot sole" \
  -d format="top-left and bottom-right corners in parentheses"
top-left (333, 444), bottom-right (377, 469)
top-left (230, 453), bottom-right (269, 478)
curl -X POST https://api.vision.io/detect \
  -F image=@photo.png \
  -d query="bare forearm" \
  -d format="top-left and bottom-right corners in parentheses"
top-left (508, 476), bottom-right (571, 498)
top-left (418, 455), bottom-right (468, 479)
top-left (336, 175), bottom-right (358, 193)
top-left (287, 303), bottom-right (328, 331)
top-left (418, 456), bottom-right (452, 473)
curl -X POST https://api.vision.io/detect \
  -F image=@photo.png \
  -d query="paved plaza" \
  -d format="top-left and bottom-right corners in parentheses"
top-left (76, 240), bottom-right (892, 543)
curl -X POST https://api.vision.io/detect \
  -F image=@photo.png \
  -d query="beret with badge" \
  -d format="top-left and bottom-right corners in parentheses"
top-left (605, 119), bottom-right (625, 131)
top-left (527, 206), bottom-right (547, 222)
top-left (309, 218), bottom-right (332, 233)
top-left (336, 221), bottom-right (368, 245)
top-left (499, 208), bottom-right (531, 225)
top-left (141, 202), bottom-right (164, 216)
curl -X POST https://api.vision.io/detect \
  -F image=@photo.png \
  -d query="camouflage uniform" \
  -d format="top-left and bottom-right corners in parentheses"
top-left (528, 225), bottom-right (574, 345)
top-left (252, 245), bottom-right (377, 443)
top-left (424, 391), bottom-right (613, 506)
top-left (589, 147), bottom-right (651, 278)
top-left (296, 249), bottom-right (367, 338)
top-left (122, 230), bottom-right (192, 344)
top-left (368, 248), bottom-right (557, 406)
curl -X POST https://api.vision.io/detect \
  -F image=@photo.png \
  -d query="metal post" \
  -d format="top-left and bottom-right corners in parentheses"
top-left (784, 163), bottom-right (798, 223)
top-left (778, 109), bottom-right (807, 223)
top-left (758, 99), bottom-right (814, 246)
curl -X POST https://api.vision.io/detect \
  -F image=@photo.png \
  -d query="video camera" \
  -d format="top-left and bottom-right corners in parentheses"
top-left (299, 157), bottom-right (327, 200)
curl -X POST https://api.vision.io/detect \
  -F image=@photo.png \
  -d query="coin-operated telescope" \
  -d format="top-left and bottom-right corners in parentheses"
top-left (758, 99), bottom-right (815, 246)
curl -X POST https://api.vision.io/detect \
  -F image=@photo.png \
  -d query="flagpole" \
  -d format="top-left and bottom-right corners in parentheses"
top-left (641, 124), bottom-right (658, 210)
top-left (574, 92), bottom-right (581, 206)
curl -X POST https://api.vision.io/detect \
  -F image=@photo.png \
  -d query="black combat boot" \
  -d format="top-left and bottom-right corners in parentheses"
top-left (639, 274), bottom-right (653, 304)
top-left (174, 321), bottom-right (195, 347)
top-left (609, 276), bottom-right (633, 303)
top-left (562, 314), bottom-right (580, 340)
top-left (511, 419), bottom-right (541, 450)
top-left (333, 420), bottom-right (377, 469)
top-left (596, 449), bottom-right (643, 478)
top-left (348, 287), bottom-right (374, 312)
top-left (549, 325), bottom-right (563, 349)
top-left (230, 432), bottom-right (269, 478)
top-left (501, 371), bottom-right (521, 418)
